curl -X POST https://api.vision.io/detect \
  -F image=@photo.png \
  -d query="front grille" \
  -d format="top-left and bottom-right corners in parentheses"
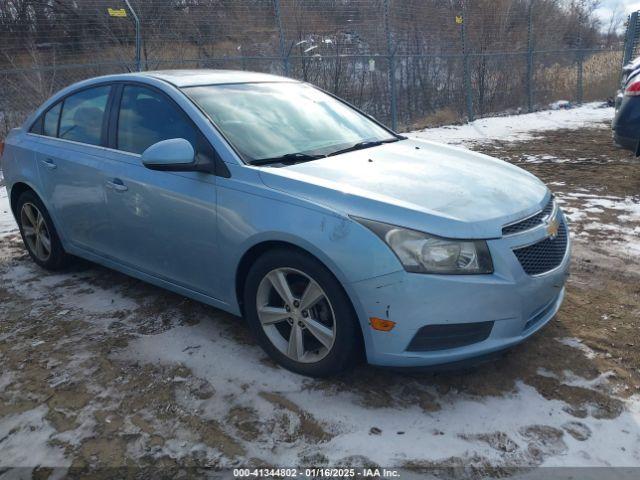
top-left (406, 321), bottom-right (494, 352)
top-left (513, 219), bottom-right (568, 275)
top-left (502, 197), bottom-right (554, 236)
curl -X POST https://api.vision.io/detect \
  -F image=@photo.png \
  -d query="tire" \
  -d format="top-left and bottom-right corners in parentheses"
top-left (16, 190), bottom-right (69, 270)
top-left (244, 249), bottom-right (361, 377)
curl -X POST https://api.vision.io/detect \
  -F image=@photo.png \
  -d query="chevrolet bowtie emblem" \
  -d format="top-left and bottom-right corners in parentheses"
top-left (547, 217), bottom-right (559, 239)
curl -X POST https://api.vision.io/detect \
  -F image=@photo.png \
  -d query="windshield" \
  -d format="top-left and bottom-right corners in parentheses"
top-left (183, 82), bottom-right (396, 163)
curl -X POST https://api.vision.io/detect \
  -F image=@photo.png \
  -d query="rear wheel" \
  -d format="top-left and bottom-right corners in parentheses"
top-left (244, 249), bottom-right (361, 377)
top-left (16, 191), bottom-right (69, 270)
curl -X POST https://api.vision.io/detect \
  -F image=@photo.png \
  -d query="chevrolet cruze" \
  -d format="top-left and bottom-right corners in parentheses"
top-left (0, 70), bottom-right (570, 376)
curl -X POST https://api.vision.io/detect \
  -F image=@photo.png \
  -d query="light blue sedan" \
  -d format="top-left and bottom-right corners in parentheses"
top-left (1, 70), bottom-right (570, 376)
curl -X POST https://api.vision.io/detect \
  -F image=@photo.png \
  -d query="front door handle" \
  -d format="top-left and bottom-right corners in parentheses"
top-left (105, 178), bottom-right (128, 192)
top-left (40, 158), bottom-right (57, 169)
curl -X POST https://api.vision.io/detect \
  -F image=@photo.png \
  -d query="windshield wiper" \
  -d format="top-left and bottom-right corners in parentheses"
top-left (250, 152), bottom-right (327, 166)
top-left (250, 136), bottom-right (405, 165)
top-left (327, 137), bottom-right (403, 157)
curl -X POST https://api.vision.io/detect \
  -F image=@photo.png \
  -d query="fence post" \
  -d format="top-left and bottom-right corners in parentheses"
top-left (273, 0), bottom-right (289, 76)
top-left (461, 3), bottom-right (474, 122)
top-left (383, 0), bottom-right (398, 131)
top-left (123, 0), bottom-right (141, 71)
top-left (576, 50), bottom-right (583, 104)
top-left (526, 1), bottom-right (534, 112)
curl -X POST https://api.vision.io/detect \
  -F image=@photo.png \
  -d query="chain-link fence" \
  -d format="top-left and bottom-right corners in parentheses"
top-left (623, 11), bottom-right (640, 66)
top-left (0, 0), bottom-right (626, 138)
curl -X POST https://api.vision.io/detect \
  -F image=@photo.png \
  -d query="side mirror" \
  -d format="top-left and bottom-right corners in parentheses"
top-left (142, 138), bottom-right (195, 171)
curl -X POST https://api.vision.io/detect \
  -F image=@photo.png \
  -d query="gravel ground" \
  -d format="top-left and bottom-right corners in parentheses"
top-left (1, 111), bottom-right (639, 478)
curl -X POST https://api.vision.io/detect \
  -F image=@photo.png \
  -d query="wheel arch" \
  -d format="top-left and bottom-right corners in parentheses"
top-left (234, 239), bottom-right (367, 356)
top-left (8, 181), bottom-right (66, 244)
top-left (9, 181), bottom-right (39, 218)
top-left (235, 239), bottom-right (344, 313)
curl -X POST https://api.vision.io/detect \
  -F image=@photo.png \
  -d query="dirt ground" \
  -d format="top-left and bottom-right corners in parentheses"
top-left (475, 123), bottom-right (640, 397)
top-left (1, 119), bottom-right (639, 478)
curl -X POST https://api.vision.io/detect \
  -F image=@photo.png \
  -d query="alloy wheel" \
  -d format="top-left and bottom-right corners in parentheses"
top-left (20, 202), bottom-right (52, 262)
top-left (256, 267), bottom-right (336, 363)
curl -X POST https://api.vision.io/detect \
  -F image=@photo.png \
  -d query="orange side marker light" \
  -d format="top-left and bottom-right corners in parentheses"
top-left (369, 317), bottom-right (396, 332)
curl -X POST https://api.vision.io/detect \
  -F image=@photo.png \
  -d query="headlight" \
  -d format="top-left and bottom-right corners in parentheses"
top-left (353, 217), bottom-right (493, 274)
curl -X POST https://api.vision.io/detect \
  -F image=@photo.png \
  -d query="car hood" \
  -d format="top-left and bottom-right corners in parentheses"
top-left (258, 138), bottom-right (549, 239)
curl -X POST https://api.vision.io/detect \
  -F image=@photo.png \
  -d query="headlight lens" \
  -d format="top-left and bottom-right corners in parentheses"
top-left (354, 217), bottom-right (493, 274)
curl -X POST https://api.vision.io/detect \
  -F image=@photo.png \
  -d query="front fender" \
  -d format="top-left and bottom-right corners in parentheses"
top-left (216, 168), bottom-right (403, 351)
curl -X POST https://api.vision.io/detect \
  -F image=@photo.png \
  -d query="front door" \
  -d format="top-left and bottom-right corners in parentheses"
top-left (103, 84), bottom-right (220, 298)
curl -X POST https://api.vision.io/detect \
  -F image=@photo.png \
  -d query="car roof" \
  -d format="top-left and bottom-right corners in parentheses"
top-left (20, 69), bottom-right (301, 133)
top-left (138, 69), bottom-right (298, 87)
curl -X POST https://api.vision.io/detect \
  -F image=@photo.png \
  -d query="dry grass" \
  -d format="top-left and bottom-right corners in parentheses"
top-left (583, 50), bottom-right (622, 101)
top-left (534, 50), bottom-right (621, 105)
top-left (0, 47), bottom-right (623, 140)
top-left (407, 107), bottom-right (462, 130)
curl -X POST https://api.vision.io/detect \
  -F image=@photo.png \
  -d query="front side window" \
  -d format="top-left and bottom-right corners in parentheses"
top-left (58, 86), bottom-right (111, 146)
top-left (117, 85), bottom-right (200, 155)
top-left (183, 82), bottom-right (395, 162)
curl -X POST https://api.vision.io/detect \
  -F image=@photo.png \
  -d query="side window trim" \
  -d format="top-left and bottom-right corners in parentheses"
top-left (100, 85), bottom-right (117, 147)
top-left (106, 83), bottom-right (124, 150)
top-left (55, 100), bottom-right (63, 138)
top-left (113, 83), bottom-right (131, 153)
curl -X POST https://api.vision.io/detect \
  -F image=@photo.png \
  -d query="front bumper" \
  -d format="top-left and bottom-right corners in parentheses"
top-left (351, 213), bottom-right (571, 368)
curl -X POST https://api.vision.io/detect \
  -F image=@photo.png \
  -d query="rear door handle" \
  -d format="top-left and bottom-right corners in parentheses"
top-left (105, 178), bottom-right (128, 192)
top-left (40, 158), bottom-right (57, 169)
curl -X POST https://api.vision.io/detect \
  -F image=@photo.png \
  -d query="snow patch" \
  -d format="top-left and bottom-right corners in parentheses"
top-left (557, 191), bottom-right (640, 258)
top-left (0, 186), bottom-right (18, 238)
top-left (558, 337), bottom-right (597, 360)
top-left (521, 154), bottom-right (565, 164)
top-left (409, 102), bottom-right (613, 146)
top-left (0, 264), bottom-right (140, 316)
top-left (549, 100), bottom-right (572, 110)
top-left (0, 406), bottom-right (70, 468)
top-left (119, 322), bottom-right (640, 467)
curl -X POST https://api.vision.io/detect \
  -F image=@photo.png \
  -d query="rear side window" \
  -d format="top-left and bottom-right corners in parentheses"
top-left (29, 116), bottom-right (43, 134)
top-left (29, 102), bottom-right (62, 136)
top-left (29, 115), bottom-right (42, 135)
top-left (43, 102), bottom-right (62, 137)
top-left (117, 85), bottom-right (200, 155)
top-left (58, 86), bottom-right (111, 146)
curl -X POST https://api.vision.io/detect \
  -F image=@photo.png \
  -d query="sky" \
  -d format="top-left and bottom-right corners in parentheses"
top-left (594, 0), bottom-right (640, 32)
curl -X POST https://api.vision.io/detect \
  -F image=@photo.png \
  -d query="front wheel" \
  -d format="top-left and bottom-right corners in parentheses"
top-left (244, 249), bottom-right (361, 377)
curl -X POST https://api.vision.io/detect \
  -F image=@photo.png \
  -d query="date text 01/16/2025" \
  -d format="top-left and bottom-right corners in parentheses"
top-left (233, 468), bottom-right (401, 478)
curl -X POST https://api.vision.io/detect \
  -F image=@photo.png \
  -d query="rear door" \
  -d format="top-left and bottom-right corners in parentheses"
top-left (101, 83), bottom-right (221, 297)
top-left (29, 84), bottom-right (116, 255)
